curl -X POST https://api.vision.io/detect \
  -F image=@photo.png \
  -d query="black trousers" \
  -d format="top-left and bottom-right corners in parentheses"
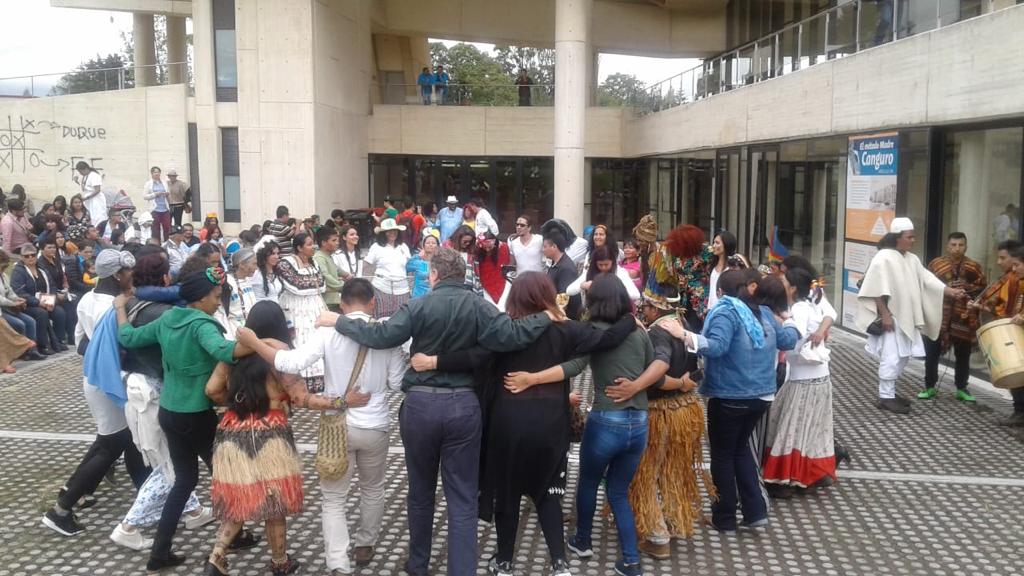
top-left (170, 204), bottom-right (186, 228)
top-left (151, 408), bottom-right (218, 560)
top-left (924, 336), bottom-right (972, 390)
top-left (1012, 388), bottom-right (1024, 415)
top-left (59, 428), bottom-right (149, 510)
top-left (495, 495), bottom-right (564, 563)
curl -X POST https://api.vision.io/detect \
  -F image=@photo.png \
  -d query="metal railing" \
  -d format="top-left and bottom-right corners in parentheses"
top-left (640, 0), bottom-right (1008, 114)
top-left (0, 62), bottom-right (191, 98)
top-left (375, 82), bottom-right (557, 107)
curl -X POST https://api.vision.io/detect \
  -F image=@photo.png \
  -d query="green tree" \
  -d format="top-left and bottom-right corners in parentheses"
top-left (49, 54), bottom-right (131, 96)
top-left (596, 72), bottom-right (646, 107)
top-left (493, 45), bottom-right (555, 105)
top-left (428, 42), bottom-right (516, 105)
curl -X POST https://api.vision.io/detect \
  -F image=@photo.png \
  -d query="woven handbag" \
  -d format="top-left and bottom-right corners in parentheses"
top-left (315, 345), bottom-right (368, 480)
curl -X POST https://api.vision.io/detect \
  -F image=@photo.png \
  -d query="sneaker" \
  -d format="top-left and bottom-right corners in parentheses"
top-left (614, 560), bottom-right (644, 576)
top-left (550, 558), bottom-right (572, 576)
top-left (878, 398), bottom-right (911, 414)
top-left (1000, 412), bottom-right (1024, 427)
top-left (110, 524), bottom-right (153, 551)
top-left (894, 394), bottom-right (912, 406)
top-left (740, 517), bottom-right (769, 529)
top-left (184, 506), bottom-right (215, 530)
top-left (956, 389), bottom-right (976, 403)
top-left (42, 509), bottom-right (84, 536)
top-left (566, 535), bottom-right (593, 558)
top-left (488, 556), bottom-right (514, 576)
top-left (917, 387), bottom-right (938, 400)
top-left (637, 540), bottom-right (670, 560)
top-left (146, 552), bottom-right (186, 572)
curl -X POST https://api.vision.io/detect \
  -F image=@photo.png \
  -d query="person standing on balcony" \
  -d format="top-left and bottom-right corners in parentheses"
top-left (75, 162), bottom-right (106, 226)
top-left (165, 169), bottom-right (191, 228)
top-left (434, 65), bottom-right (450, 105)
top-left (516, 69), bottom-right (533, 106)
top-left (417, 67), bottom-right (433, 105)
top-left (143, 167), bottom-right (172, 244)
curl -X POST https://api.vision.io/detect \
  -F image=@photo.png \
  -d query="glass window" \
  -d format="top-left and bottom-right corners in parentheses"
top-left (591, 160), bottom-right (648, 242)
top-left (942, 128), bottom-right (1023, 280)
top-left (221, 128), bottom-right (240, 222)
top-left (213, 0), bottom-right (237, 102)
top-left (899, 129), bottom-right (930, 262)
top-left (523, 159), bottom-right (554, 227)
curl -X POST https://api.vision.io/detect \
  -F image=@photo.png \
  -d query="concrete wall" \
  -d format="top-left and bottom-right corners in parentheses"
top-left (0, 84), bottom-right (188, 211)
top-left (368, 105), bottom-right (623, 157)
top-left (624, 4), bottom-right (1024, 156)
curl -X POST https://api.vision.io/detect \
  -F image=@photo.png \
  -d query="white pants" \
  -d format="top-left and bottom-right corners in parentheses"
top-left (321, 425), bottom-right (389, 573)
top-left (866, 330), bottom-right (922, 399)
top-left (122, 465), bottom-right (200, 527)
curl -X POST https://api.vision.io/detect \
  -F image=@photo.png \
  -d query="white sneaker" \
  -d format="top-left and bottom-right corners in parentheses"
top-left (109, 524), bottom-right (153, 551)
top-left (184, 506), bottom-right (215, 530)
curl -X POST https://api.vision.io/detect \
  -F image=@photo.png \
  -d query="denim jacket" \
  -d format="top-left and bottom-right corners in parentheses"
top-left (697, 304), bottom-right (800, 399)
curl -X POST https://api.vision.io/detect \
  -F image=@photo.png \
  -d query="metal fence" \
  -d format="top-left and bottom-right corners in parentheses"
top-left (0, 62), bottom-right (190, 98)
top-left (640, 0), bottom-right (1009, 114)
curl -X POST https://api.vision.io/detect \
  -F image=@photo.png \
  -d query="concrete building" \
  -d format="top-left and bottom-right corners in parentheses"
top-left (2, 0), bottom-right (1023, 327)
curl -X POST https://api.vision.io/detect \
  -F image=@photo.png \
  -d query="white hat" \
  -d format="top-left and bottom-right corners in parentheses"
top-left (890, 217), bottom-right (914, 234)
top-left (374, 218), bottom-right (407, 234)
top-left (137, 211), bottom-right (154, 226)
top-left (446, 195), bottom-right (458, 204)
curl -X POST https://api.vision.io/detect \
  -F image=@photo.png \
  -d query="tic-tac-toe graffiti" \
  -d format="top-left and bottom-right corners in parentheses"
top-left (0, 115), bottom-right (106, 175)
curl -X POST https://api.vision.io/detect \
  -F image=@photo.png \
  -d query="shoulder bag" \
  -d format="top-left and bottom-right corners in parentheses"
top-left (315, 345), bottom-right (368, 480)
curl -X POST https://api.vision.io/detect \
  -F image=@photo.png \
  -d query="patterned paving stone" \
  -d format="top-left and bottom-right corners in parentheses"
top-left (1, 331), bottom-right (1024, 575)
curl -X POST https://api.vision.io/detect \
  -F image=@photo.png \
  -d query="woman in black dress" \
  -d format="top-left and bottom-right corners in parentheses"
top-left (411, 271), bottom-right (637, 576)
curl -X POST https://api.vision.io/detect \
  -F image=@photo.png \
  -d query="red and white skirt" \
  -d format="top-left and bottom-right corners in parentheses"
top-left (763, 375), bottom-right (836, 488)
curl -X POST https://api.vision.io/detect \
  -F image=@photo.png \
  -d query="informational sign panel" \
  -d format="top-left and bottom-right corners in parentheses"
top-left (842, 132), bottom-right (899, 329)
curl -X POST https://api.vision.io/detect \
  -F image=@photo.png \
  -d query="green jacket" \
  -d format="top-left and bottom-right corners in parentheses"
top-left (118, 306), bottom-right (237, 413)
top-left (334, 279), bottom-right (551, 390)
top-left (313, 250), bottom-right (342, 306)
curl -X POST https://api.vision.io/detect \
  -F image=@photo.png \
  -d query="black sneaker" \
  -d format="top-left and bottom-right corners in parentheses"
top-left (878, 398), bottom-right (911, 414)
top-left (488, 555), bottom-right (514, 576)
top-left (566, 535), bottom-right (593, 558)
top-left (42, 509), bottom-right (84, 536)
top-left (550, 558), bottom-right (572, 576)
top-left (614, 560), bottom-right (644, 576)
top-left (146, 552), bottom-right (186, 572)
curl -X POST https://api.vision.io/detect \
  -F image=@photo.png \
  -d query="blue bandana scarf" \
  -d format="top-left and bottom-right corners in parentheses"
top-left (710, 295), bottom-right (765, 349)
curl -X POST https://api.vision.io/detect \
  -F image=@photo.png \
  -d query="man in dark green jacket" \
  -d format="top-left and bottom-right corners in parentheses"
top-left (324, 247), bottom-right (553, 576)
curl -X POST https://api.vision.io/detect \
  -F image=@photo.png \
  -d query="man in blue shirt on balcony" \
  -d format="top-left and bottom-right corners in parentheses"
top-left (434, 65), bottom-right (450, 105)
top-left (417, 67), bottom-right (433, 105)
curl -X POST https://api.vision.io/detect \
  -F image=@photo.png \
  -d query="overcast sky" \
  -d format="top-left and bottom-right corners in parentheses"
top-left (0, 1), bottom-right (698, 93)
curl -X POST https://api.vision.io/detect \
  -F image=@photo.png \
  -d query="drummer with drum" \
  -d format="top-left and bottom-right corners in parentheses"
top-left (918, 232), bottom-right (987, 403)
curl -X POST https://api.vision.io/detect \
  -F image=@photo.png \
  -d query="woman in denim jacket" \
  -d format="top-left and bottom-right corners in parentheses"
top-left (673, 268), bottom-right (800, 532)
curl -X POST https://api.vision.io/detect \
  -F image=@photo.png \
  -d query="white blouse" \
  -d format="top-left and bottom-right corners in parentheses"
top-left (364, 242), bottom-right (411, 295)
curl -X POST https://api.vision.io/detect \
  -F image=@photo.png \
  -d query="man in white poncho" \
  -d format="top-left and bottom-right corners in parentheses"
top-left (856, 218), bottom-right (967, 414)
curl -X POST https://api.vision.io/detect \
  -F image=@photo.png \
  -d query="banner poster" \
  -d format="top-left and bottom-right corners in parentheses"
top-left (841, 132), bottom-right (898, 329)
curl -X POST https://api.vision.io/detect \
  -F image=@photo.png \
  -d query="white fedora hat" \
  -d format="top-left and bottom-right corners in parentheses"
top-left (446, 195), bottom-right (459, 204)
top-left (374, 218), bottom-right (407, 234)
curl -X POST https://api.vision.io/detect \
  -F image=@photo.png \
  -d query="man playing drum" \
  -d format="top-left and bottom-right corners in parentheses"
top-left (857, 218), bottom-right (968, 415)
top-left (919, 232), bottom-right (987, 403)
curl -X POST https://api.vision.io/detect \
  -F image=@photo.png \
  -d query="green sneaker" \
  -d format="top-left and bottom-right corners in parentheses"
top-left (956, 389), bottom-right (976, 403)
top-left (917, 387), bottom-right (938, 400)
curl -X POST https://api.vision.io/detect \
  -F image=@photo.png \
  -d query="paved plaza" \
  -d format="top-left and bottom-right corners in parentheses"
top-left (1, 331), bottom-right (1024, 576)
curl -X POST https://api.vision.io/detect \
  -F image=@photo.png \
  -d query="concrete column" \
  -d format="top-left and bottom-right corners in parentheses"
top-left (553, 0), bottom-right (591, 233)
top-left (133, 13), bottom-right (157, 87)
top-left (166, 16), bottom-right (187, 85)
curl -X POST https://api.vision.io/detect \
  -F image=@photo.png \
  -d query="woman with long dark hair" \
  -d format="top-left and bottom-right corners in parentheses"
top-left (202, 301), bottom-right (344, 576)
top-left (251, 241), bottom-right (282, 302)
top-left (410, 271), bottom-right (638, 576)
top-left (707, 229), bottom-right (749, 310)
top-left (67, 194), bottom-right (91, 226)
top-left (10, 242), bottom-right (66, 353)
top-left (332, 225), bottom-right (363, 282)
top-left (446, 224), bottom-right (481, 293)
top-left (668, 268), bottom-right (800, 532)
top-left (276, 233), bottom-right (327, 392)
top-left (566, 244), bottom-right (641, 301)
top-left (475, 231), bottom-right (511, 309)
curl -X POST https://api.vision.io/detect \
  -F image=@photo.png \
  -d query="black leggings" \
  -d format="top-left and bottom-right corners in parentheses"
top-left (152, 408), bottom-right (218, 560)
top-left (495, 494), bottom-right (565, 563)
top-left (59, 428), bottom-right (149, 510)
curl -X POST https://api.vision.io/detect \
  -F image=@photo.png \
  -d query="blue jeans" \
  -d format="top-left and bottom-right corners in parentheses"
top-left (3, 311), bottom-right (36, 342)
top-left (706, 398), bottom-right (770, 530)
top-left (575, 409), bottom-right (648, 565)
top-left (420, 87), bottom-right (432, 105)
top-left (399, 389), bottom-right (481, 576)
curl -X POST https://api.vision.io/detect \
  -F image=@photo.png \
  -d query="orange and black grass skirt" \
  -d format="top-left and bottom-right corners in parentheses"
top-left (211, 409), bottom-right (304, 523)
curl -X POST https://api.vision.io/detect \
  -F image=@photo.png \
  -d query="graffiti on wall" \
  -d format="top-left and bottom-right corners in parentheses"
top-left (0, 115), bottom-right (108, 176)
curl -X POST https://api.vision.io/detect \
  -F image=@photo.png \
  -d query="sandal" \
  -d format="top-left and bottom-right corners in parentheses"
top-left (228, 529), bottom-right (261, 551)
top-left (204, 559), bottom-right (229, 576)
top-left (270, 554), bottom-right (301, 575)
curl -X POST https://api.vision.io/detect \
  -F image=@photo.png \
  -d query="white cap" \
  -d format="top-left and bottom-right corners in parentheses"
top-left (890, 217), bottom-right (914, 234)
top-left (446, 195), bottom-right (458, 204)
